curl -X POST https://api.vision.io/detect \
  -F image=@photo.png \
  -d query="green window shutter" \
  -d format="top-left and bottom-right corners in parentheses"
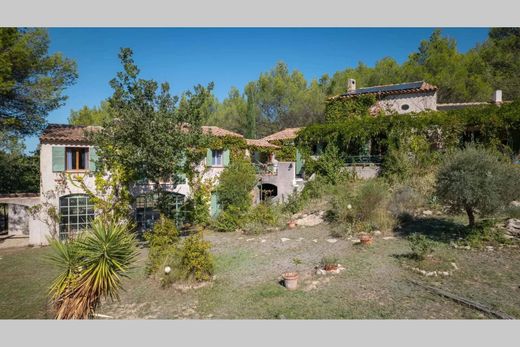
top-left (296, 148), bottom-right (303, 175)
top-left (210, 192), bottom-right (221, 218)
top-left (52, 146), bottom-right (65, 172)
top-left (206, 149), bottom-right (213, 166)
top-left (89, 147), bottom-right (98, 172)
top-left (223, 149), bottom-right (230, 167)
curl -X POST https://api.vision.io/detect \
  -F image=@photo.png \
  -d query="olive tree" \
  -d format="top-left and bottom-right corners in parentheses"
top-left (436, 146), bottom-right (520, 227)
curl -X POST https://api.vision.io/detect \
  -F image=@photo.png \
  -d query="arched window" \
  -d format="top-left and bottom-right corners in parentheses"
top-left (59, 194), bottom-right (95, 239)
top-left (134, 192), bottom-right (185, 232)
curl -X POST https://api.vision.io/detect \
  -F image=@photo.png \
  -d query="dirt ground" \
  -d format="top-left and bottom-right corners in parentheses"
top-left (94, 221), bottom-right (520, 319)
top-left (1, 217), bottom-right (519, 319)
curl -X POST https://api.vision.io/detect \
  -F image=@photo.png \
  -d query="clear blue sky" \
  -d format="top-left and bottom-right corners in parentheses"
top-left (25, 28), bottom-right (490, 152)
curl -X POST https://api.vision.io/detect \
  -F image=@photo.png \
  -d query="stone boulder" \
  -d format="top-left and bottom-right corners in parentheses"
top-left (295, 211), bottom-right (325, 227)
top-left (506, 218), bottom-right (520, 237)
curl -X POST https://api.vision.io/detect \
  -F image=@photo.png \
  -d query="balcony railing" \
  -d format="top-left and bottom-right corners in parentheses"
top-left (253, 163), bottom-right (278, 176)
top-left (345, 155), bottom-right (384, 165)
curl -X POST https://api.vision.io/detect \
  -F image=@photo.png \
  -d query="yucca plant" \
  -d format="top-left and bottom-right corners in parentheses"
top-left (48, 218), bottom-right (138, 319)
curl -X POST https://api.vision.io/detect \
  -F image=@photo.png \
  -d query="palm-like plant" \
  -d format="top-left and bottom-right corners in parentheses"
top-left (48, 218), bottom-right (138, 319)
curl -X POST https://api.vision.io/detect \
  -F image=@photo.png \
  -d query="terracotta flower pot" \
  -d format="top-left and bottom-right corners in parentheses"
top-left (287, 221), bottom-right (297, 229)
top-left (360, 234), bottom-right (373, 245)
top-left (323, 264), bottom-right (339, 272)
top-left (282, 272), bottom-right (299, 290)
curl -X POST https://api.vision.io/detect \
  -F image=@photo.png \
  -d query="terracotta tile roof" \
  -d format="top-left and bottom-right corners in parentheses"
top-left (261, 128), bottom-right (303, 142)
top-left (329, 81), bottom-right (438, 100)
top-left (246, 139), bottom-right (280, 149)
top-left (40, 124), bottom-right (243, 144)
top-left (40, 124), bottom-right (101, 144)
top-left (202, 126), bottom-right (243, 138)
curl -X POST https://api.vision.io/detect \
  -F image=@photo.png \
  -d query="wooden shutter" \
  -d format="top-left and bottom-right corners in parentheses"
top-left (89, 147), bottom-right (98, 172)
top-left (210, 192), bottom-right (221, 217)
top-left (206, 149), bottom-right (213, 166)
top-left (296, 148), bottom-right (303, 175)
top-left (223, 149), bottom-right (230, 167)
top-left (52, 146), bottom-right (65, 172)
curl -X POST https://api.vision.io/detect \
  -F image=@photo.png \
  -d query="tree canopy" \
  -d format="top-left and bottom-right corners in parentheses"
top-left (0, 28), bottom-right (77, 148)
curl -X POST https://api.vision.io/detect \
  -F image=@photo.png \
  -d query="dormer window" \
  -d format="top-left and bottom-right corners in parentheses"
top-left (66, 147), bottom-right (89, 171)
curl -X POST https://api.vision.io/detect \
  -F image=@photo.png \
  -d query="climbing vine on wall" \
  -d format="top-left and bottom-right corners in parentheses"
top-left (325, 94), bottom-right (377, 122)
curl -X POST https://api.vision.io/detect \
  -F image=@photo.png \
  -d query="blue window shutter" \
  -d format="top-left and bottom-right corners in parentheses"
top-left (223, 149), bottom-right (230, 167)
top-left (52, 146), bottom-right (65, 172)
top-left (210, 192), bottom-right (221, 217)
top-left (89, 147), bottom-right (98, 172)
top-left (206, 149), bottom-right (213, 166)
top-left (296, 149), bottom-right (303, 175)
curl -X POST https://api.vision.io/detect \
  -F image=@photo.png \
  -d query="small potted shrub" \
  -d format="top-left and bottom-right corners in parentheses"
top-left (359, 233), bottom-right (373, 245)
top-left (320, 256), bottom-right (339, 272)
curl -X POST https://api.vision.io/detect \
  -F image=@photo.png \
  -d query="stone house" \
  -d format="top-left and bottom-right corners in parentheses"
top-left (329, 79), bottom-right (439, 114)
top-left (2, 124), bottom-right (300, 246)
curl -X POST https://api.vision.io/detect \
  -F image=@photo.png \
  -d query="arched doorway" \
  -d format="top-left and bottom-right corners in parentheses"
top-left (259, 183), bottom-right (278, 202)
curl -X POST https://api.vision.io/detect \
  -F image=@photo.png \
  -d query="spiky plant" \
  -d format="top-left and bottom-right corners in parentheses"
top-left (48, 218), bottom-right (138, 319)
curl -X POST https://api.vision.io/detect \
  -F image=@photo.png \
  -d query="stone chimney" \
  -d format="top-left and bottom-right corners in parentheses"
top-left (493, 89), bottom-right (503, 104)
top-left (347, 78), bottom-right (356, 92)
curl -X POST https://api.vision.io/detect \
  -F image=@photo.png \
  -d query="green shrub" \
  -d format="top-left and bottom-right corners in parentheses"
top-left (282, 189), bottom-right (308, 215)
top-left (244, 202), bottom-right (284, 234)
top-left (506, 205), bottom-right (520, 219)
top-left (216, 157), bottom-right (257, 213)
top-left (408, 233), bottom-right (434, 260)
top-left (144, 215), bottom-right (180, 275)
top-left (178, 231), bottom-right (214, 282)
top-left (436, 145), bottom-right (520, 227)
top-left (388, 185), bottom-right (424, 218)
top-left (328, 179), bottom-right (394, 236)
top-left (304, 144), bottom-right (345, 184)
top-left (212, 207), bottom-right (244, 232)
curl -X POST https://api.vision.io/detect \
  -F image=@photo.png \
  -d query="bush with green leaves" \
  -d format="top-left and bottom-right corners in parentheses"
top-left (244, 202), bottom-right (285, 234)
top-left (407, 233), bottom-right (434, 260)
top-left (436, 145), bottom-right (520, 227)
top-left (304, 144), bottom-right (345, 184)
top-left (48, 218), bottom-right (138, 319)
top-left (144, 215), bottom-right (180, 275)
top-left (216, 156), bottom-right (257, 214)
top-left (178, 231), bottom-right (214, 282)
top-left (212, 207), bottom-right (244, 232)
top-left (327, 179), bottom-right (394, 236)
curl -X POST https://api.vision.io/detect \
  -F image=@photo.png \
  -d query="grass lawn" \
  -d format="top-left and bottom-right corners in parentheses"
top-left (1, 217), bottom-right (519, 319)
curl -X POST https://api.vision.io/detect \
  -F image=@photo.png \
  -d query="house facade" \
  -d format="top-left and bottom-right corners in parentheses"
top-left (329, 79), bottom-right (438, 115)
top-left (0, 124), bottom-right (301, 246)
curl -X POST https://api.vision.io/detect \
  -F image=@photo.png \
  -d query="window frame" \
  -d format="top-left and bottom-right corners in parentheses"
top-left (211, 149), bottom-right (224, 167)
top-left (59, 194), bottom-right (95, 240)
top-left (65, 147), bottom-right (89, 172)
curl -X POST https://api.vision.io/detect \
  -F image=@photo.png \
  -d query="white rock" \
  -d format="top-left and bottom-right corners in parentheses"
top-left (351, 239), bottom-right (360, 243)
top-left (486, 246), bottom-right (494, 251)
top-left (260, 239), bottom-right (267, 243)
top-left (451, 262), bottom-right (459, 270)
top-left (297, 237), bottom-right (304, 241)
top-left (312, 239), bottom-right (318, 243)
top-left (296, 213), bottom-right (324, 227)
top-left (373, 230), bottom-right (382, 236)
top-left (281, 238), bottom-right (291, 242)
top-left (246, 238), bottom-right (255, 242)
top-left (316, 269), bottom-right (327, 275)
top-left (510, 201), bottom-right (520, 207)
top-left (326, 238), bottom-right (338, 243)
top-left (422, 210), bottom-right (433, 216)
top-left (382, 236), bottom-right (396, 240)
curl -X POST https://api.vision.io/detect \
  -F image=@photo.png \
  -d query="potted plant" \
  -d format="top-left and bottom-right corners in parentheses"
top-left (320, 256), bottom-right (339, 272)
top-left (287, 220), bottom-right (297, 229)
top-left (359, 233), bottom-right (373, 245)
top-left (282, 272), bottom-right (299, 290)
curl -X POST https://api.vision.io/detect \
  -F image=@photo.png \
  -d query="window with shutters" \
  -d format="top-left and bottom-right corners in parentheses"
top-left (211, 149), bottom-right (223, 166)
top-left (65, 147), bottom-right (89, 171)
